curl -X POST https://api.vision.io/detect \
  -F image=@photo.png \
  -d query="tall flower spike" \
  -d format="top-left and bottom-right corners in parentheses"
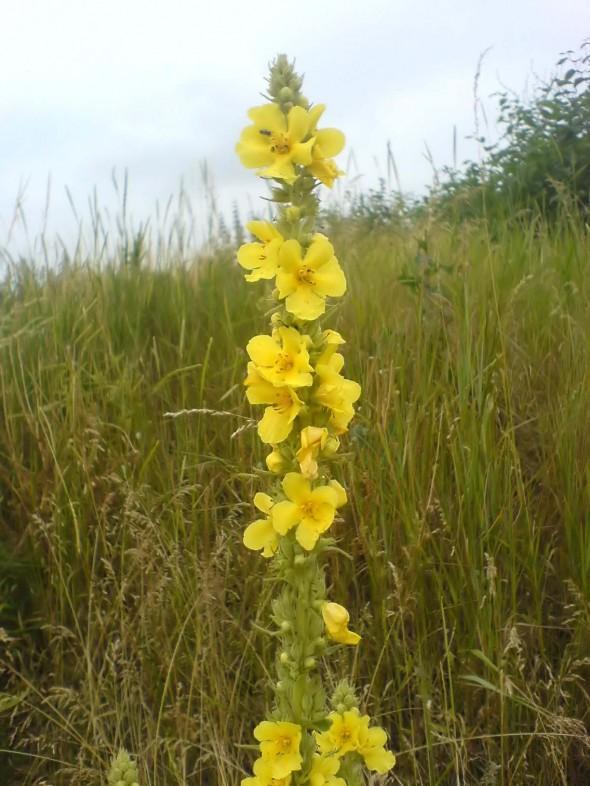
top-left (235, 54), bottom-right (395, 786)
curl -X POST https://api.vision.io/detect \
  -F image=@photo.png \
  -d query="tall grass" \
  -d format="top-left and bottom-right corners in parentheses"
top-left (0, 204), bottom-right (589, 785)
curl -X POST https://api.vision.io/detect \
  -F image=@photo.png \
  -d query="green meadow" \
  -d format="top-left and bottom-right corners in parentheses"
top-left (1, 201), bottom-right (589, 784)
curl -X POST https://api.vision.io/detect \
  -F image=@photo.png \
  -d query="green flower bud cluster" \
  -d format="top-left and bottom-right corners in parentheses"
top-left (107, 749), bottom-right (139, 786)
top-left (331, 679), bottom-right (360, 713)
top-left (267, 53), bottom-right (309, 111)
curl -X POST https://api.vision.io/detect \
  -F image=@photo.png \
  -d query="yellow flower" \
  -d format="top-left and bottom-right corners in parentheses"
top-left (244, 364), bottom-right (302, 444)
top-left (254, 721), bottom-right (303, 779)
top-left (238, 221), bottom-right (284, 282)
top-left (308, 755), bottom-right (346, 786)
top-left (236, 104), bottom-right (315, 184)
top-left (243, 493), bottom-right (279, 558)
top-left (357, 724), bottom-right (396, 774)
top-left (316, 711), bottom-right (396, 774)
top-left (315, 709), bottom-right (364, 757)
top-left (321, 602), bottom-right (361, 645)
top-left (309, 158), bottom-right (346, 189)
top-left (247, 327), bottom-right (313, 389)
top-left (314, 353), bottom-right (361, 434)
top-left (306, 104), bottom-right (346, 188)
top-left (296, 426), bottom-right (329, 479)
top-left (242, 757), bottom-right (292, 786)
top-left (276, 237), bottom-right (347, 321)
top-left (272, 473), bottom-right (343, 551)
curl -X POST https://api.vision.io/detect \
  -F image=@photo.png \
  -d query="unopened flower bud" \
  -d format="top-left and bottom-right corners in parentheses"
top-left (344, 692), bottom-right (356, 708)
top-left (336, 703), bottom-right (346, 714)
top-left (266, 447), bottom-right (286, 474)
top-left (324, 436), bottom-right (340, 457)
top-left (279, 86), bottom-right (294, 102)
top-left (304, 657), bottom-right (316, 669)
top-left (294, 554), bottom-right (305, 566)
top-left (284, 206), bottom-right (302, 222)
top-left (280, 620), bottom-right (291, 632)
top-left (279, 651), bottom-right (290, 664)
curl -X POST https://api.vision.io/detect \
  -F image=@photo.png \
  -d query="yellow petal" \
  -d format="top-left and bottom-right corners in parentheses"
top-left (243, 518), bottom-right (278, 557)
top-left (276, 270), bottom-right (298, 300)
top-left (309, 485), bottom-right (338, 508)
top-left (327, 353), bottom-right (345, 375)
top-left (237, 242), bottom-right (266, 271)
top-left (322, 601), bottom-right (349, 627)
top-left (258, 406), bottom-right (294, 444)
top-left (259, 159), bottom-right (298, 184)
top-left (291, 137), bottom-right (316, 166)
top-left (245, 383), bottom-right (277, 406)
top-left (305, 238), bottom-right (334, 270)
top-left (278, 326), bottom-right (310, 364)
top-left (287, 105), bottom-right (311, 142)
top-left (302, 502), bottom-right (335, 532)
top-left (247, 104), bottom-right (286, 133)
top-left (278, 239), bottom-right (302, 274)
top-left (309, 158), bottom-right (345, 188)
top-left (236, 126), bottom-right (274, 168)
top-left (308, 103), bottom-right (326, 130)
top-left (313, 257), bottom-right (347, 298)
top-left (324, 605), bottom-right (362, 644)
top-left (340, 629), bottom-right (361, 645)
top-left (282, 472), bottom-right (311, 504)
top-left (246, 220), bottom-right (282, 243)
top-left (271, 500), bottom-right (300, 534)
top-left (342, 378), bottom-right (361, 404)
top-left (362, 727), bottom-right (388, 748)
top-left (295, 521), bottom-right (321, 551)
top-left (247, 334), bottom-right (278, 367)
top-left (297, 448), bottom-right (318, 479)
top-left (324, 329), bottom-right (345, 346)
top-left (314, 128), bottom-right (346, 158)
top-left (285, 287), bottom-right (326, 320)
top-left (362, 747), bottom-right (396, 773)
top-left (253, 720), bottom-right (275, 741)
top-left (328, 480), bottom-right (347, 508)
top-left (244, 366), bottom-right (277, 405)
top-left (253, 492), bottom-right (273, 514)
top-left (301, 425), bottom-right (328, 448)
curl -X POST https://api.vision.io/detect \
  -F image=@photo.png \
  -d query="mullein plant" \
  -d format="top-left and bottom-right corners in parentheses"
top-left (235, 56), bottom-right (396, 786)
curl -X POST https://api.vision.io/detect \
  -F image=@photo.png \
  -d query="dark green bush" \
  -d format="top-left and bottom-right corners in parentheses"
top-left (434, 40), bottom-right (590, 220)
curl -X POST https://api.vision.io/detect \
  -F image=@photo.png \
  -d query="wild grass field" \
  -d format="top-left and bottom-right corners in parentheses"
top-left (0, 202), bottom-right (589, 786)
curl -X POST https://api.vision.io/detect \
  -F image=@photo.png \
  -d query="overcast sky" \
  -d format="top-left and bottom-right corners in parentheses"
top-left (1, 0), bottom-right (588, 259)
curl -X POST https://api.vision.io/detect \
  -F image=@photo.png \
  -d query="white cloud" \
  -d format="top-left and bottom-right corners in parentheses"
top-left (1, 0), bottom-right (588, 256)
